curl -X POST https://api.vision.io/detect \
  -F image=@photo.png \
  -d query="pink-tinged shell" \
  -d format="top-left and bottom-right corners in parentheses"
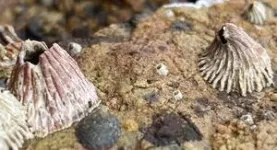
top-left (0, 88), bottom-right (33, 150)
top-left (0, 25), bottom-right (23, 68)
top-left (8, 40), bottom-right (100, 137)
top-left (198, 23), bottom-right (273, 96)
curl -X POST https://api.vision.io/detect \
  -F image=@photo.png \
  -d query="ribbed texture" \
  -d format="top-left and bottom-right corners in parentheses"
top-left (0, 89), bottom-right (33, 150)
top-left (0, 25), bottom-right (22, 67)
top-left (242, 1), bottom-right (266, 25)
top-left (198, 23), bottom-right (273, 96)
top-left (9, 41), bottom-right (100, 137)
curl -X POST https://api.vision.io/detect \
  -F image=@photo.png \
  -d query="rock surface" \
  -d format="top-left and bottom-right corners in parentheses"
top-left (9, 0), bottom-right (277, 149)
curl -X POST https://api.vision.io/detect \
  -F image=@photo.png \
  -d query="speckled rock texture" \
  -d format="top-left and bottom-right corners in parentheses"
top-left (13, 0), bottom-right (277, 149)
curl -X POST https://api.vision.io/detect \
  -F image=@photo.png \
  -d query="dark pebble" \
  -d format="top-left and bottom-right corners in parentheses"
top-left (170, 20), bottom-right (193, 31)
top-left (143, 91), bottom-right (159, 103)
top-left (142, 112), bottom-right (202, 146)
top-left (75, 105), bottom-right (121, 150)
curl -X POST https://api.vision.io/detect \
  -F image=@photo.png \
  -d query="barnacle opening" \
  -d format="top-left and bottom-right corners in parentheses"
top-left (156, 64), bottom-right (162, 70)
top-left (248, 3), bottom-right (254, 11)
top-left (218, 26), bottom-right (227, 44)
top-left (24, 44), bottom-right (46, 65)
top-left (173, 90), bottom-right (180, 96)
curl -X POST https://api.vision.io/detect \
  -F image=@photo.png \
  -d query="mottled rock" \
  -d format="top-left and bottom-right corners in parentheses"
top-left (123, 119), bottom-right (139, 132)
top-left (75, 105), bottom-right (121, 150)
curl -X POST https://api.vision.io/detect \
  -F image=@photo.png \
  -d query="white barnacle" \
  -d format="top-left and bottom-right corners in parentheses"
top-left (173, 90), bottom-right (183, 100)
top-left (198, 23), bottom-right (273, 96)
top-left (0, 89), bottom-right (33, 150)
top-left (67, 42), bottom-right (82, 57)
top-left (156, 63), bottom-right (169, 76)
top-left (240, 113), bottom-right (254, 125)
top-left (242, 1), bottom-right (267, 25)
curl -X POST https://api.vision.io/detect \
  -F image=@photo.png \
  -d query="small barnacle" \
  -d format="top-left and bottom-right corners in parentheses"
top-left (242, 1), bottom-right (267, 25)
top-left (198, 23), bottom-right (273, 96)
top-left (67, 42), bottom-right (82, 57)
top-left (240, 113), bottom-right (254, 125)
top-left (156, 63), bottom-right (169, 76)
top-left (173, 90), bottom-right (183, 100)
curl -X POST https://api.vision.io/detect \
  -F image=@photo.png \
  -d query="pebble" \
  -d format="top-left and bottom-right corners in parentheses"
top-left (75, 105), bottom-right (121, 150)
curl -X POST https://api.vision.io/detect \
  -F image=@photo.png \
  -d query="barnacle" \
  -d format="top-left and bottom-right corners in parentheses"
top-left (67, 42), bottom-right (82, 57)
top-left (0, 89), bottom-right (33, 150)
top-left (156, 63), bottom-right (169, 76)
top-left (198, 23), bottom-right (273, 96)
top-left (173, 90), bottom-right (183, 101)
top-left (8, 40), bottom-right (100, 137)
top-left (0, 25), bottom-right (23, 67)
top-left (242, 1), bottom-right (266, 25)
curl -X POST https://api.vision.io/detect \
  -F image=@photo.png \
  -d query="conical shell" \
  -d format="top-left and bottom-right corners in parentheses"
top-left (242, 1), bottom-right (267, 25)
top-left (198, 23), bottom-right (273, 96)
top-left (0, 88), bottom-right (33, 150)
top-left (8, 40), bottom-right (100, 137)
top-left (0, 25), bottom-right (22, 68)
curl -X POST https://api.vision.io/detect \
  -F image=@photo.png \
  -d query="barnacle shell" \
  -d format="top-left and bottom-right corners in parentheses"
top-left (198, 23), bottom-right (273, 96)
top-left (0, 88), bottom-right (33, 150)
top-left (0, 25), bottom-right (23, 67)
top-left (8, 40), bottom-right (100, 137)
top-left (242, 1), bottom-right (267, 25)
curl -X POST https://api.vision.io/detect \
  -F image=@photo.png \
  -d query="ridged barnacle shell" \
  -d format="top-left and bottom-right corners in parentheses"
top-left (0, 25), bottom-right (23, 67)
top-left (8, 40), bottom-right (100, 137)
top-left (242, 1), bottom-right (267, 25)
top-left (0, 88), bottom-right (33, 150)
top-left (198, 23), bottom-right (273, 96)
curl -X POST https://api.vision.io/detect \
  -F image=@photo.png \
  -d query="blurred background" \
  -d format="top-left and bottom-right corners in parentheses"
top-left (0, 0), bottom-right (197, 45)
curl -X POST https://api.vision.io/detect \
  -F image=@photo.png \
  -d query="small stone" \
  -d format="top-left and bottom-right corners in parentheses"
top-left (170, 20), bottom-right (192, 31)
top-left (143, 91), bottom-right (159, 103)
top-left (75, 105), bottom-right (121, 150)
top-left (263, 110), bottom-right (277, 120)
top-left (123, 119), bottom-right (139, 132)
top-left (250, 125), bottom-right (257, 130)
